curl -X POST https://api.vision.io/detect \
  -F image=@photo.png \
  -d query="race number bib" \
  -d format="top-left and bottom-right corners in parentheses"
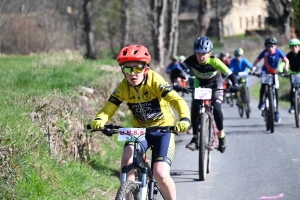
top-left (194, 88), bottom-right (212, 100)
top-left (118, 128), bottom-right (146, 142)
top-left (261, 74), bottom-right (273, 84)
top-left (291, 74), bottom-right (300, 84)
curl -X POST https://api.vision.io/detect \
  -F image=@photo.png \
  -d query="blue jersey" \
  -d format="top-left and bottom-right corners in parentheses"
top-left (257, 49), bottom-right (286, 74)
top-left (165, 63), bottom-right (180, 73)
top-left (229, 57), bottom-right (253, 75)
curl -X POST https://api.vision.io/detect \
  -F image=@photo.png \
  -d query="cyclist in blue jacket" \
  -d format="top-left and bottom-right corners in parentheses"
top-left (229, 48), bottom-right (254, 87)
top-left (252, 37), bottom-right (289, 122)
top-left (229, 48), bottom-right (255, 108)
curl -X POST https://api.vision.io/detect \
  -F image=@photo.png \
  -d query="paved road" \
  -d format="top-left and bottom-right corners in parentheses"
top-left (171, 76), bottom-right (300, 200)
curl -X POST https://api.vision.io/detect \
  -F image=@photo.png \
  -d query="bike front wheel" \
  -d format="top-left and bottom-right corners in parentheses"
top-left (115, 180), bottom-right (139, 200)
top-left (294, 89), bottom-right (300, 128)
top-left (197, 112), bottom-right (209, 181)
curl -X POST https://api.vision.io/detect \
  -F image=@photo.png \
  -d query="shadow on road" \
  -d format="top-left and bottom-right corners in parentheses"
top-left (170, 170), bottom-right (202, 182)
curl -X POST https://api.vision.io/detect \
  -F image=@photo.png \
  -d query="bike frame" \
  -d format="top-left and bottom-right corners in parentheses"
top-left (120, 139), bottom-right (160, 200)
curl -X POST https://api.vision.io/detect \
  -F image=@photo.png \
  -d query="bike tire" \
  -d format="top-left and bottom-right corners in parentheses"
top-left (197, 112), bottom-right (209, 181)
top-left (264, 90), bottom-right (270, 131)
top-left (230, 93), bottom-right (234, 107)
top-left (207, 120), bottom-right (216, 174)
top-left (115, 180), bottom-right (139, 200)
top-left (294, 89), bottom-right (299, 128)
top-left (268, 87), bottom-right (275, 133)
top-left (238, 103), bottom-right (244, 118)
top-left (244, 88), bottom-right (250, 119)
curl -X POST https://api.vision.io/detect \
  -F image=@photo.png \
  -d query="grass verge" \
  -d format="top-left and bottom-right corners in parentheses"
top-left (0, 52), bottom-right (126, 199)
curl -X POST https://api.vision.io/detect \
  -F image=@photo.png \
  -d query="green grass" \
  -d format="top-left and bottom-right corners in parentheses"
top-left (0, 52), bottom-right (126, 199)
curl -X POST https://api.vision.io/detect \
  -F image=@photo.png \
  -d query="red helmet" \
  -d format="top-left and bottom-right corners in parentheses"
top-left (117, 45), bottom-right (151, 65)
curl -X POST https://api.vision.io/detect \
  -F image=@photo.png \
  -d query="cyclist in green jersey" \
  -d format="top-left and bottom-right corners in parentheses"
top-left (182, 36), bottom-right (240, 153)
top-left (286, 38), bottom-right (300, 113)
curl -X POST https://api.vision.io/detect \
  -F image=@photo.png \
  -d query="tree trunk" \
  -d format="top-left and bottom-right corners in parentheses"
top-left (197, 0), bottom-right (211, 36)
top-left (120, 0), bottom-right (130, 49)
top-left (281, 0), bottom-right (293, 40)
top-left (83, 0), bottom-right (97, 59)
top-left (165, 0), bottom-right (180, 60)
top-left (217, 18), bottom-right (224, 42)
top-left (150, 0), bottom-right (167, 68)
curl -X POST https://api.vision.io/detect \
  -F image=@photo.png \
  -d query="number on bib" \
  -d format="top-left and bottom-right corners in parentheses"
top-left (118, 128), bottom-right (146, 141)
top-left (194, 88), bottom-right (212, 100)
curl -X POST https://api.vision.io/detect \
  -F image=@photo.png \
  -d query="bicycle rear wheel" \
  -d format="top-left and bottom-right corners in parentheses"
top-left (197, 112), bottom-right (209, 181)
top-left (115, 180), bottom-right (139, 200)
top-left (294, 89), bottom-right (300, 128)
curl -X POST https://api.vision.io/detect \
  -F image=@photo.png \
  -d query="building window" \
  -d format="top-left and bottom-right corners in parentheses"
top-left (239, 0), bottom-right (242, 5)
top-left (240, 17), bottom-right (243, 28)
top-left (252, 16), bottom-right (254, 25)
top-left (246, 17), bottom-right (248, 29)
top-left (258, 15), bottom-right (262, 28)
top-left (245, 0), bottom-right (248, 5)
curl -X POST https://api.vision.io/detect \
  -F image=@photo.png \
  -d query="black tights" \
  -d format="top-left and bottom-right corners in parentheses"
top-left (259, 84), bottom-right (279, 113)
top-left (191, 100), bottom-right (223, 136)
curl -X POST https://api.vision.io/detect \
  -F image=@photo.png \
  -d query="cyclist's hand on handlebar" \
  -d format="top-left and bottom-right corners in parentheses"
top-left (175, 120), bottom-right (190, 132)
top-left (90, 118), bottom-right (105, 130)
top-left (229, 84), bottom-right (240, 93)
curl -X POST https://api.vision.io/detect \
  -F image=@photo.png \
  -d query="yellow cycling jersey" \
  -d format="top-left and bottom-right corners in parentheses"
top-left (95, 70), bottom-right (190, 127)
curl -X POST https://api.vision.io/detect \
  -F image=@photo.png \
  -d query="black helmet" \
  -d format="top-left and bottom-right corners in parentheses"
top-left (264, 37), bottom-right (277, 45)
top-left (193, 36), bottom-right (213, 53)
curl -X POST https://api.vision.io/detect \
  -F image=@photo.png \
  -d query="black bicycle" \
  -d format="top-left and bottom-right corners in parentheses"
top-left (291, 74), bottom-right (300, 127)
top-left (253, 73), bottom-right (278, 133)
top-left (235, 72), bottom-right (250, 119)
top-left (87, 124), bottom-right (177, 200)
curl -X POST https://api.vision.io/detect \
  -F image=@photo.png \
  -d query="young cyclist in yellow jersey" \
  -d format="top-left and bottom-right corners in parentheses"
top-left (90, 44), bottom-right (190, 200)
top-left (182, 36), bottom-right (240, 153)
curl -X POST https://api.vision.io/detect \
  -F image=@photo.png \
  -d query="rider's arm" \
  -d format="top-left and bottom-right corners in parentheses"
top-left (282, 57), bottom-right (289, 71)
top-left (252, 50), bottom-right (266, 71)
top-left (242, 58), bottom-right (253, 71)
top-left (155, 77), bottom-right (190, 122)
top-left (278, 49), bottom-right (289, 71)
top-left (213, 58), bottom-right (238, 85)
top-left (93, 83), bottom-right (124, 122)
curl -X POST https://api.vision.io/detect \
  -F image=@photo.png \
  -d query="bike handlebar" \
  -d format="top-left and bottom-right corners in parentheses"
top-left (86, 124), bottom-right (177, 136)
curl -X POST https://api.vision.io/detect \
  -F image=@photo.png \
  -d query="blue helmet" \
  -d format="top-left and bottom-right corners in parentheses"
top-left (193, 36), bottom-right (213, 53)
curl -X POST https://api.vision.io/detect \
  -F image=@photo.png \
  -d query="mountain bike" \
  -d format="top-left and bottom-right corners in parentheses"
top-left (193, 87), bottom-right (228, 181)
top-left (235, 72), bottom-right (250, 118)
top-left (291, 74), bottom-right (300, 128)
top-left (87, 124), bottom-right (177, 200)
top-left (253, 73), bottom-right (277, 133)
